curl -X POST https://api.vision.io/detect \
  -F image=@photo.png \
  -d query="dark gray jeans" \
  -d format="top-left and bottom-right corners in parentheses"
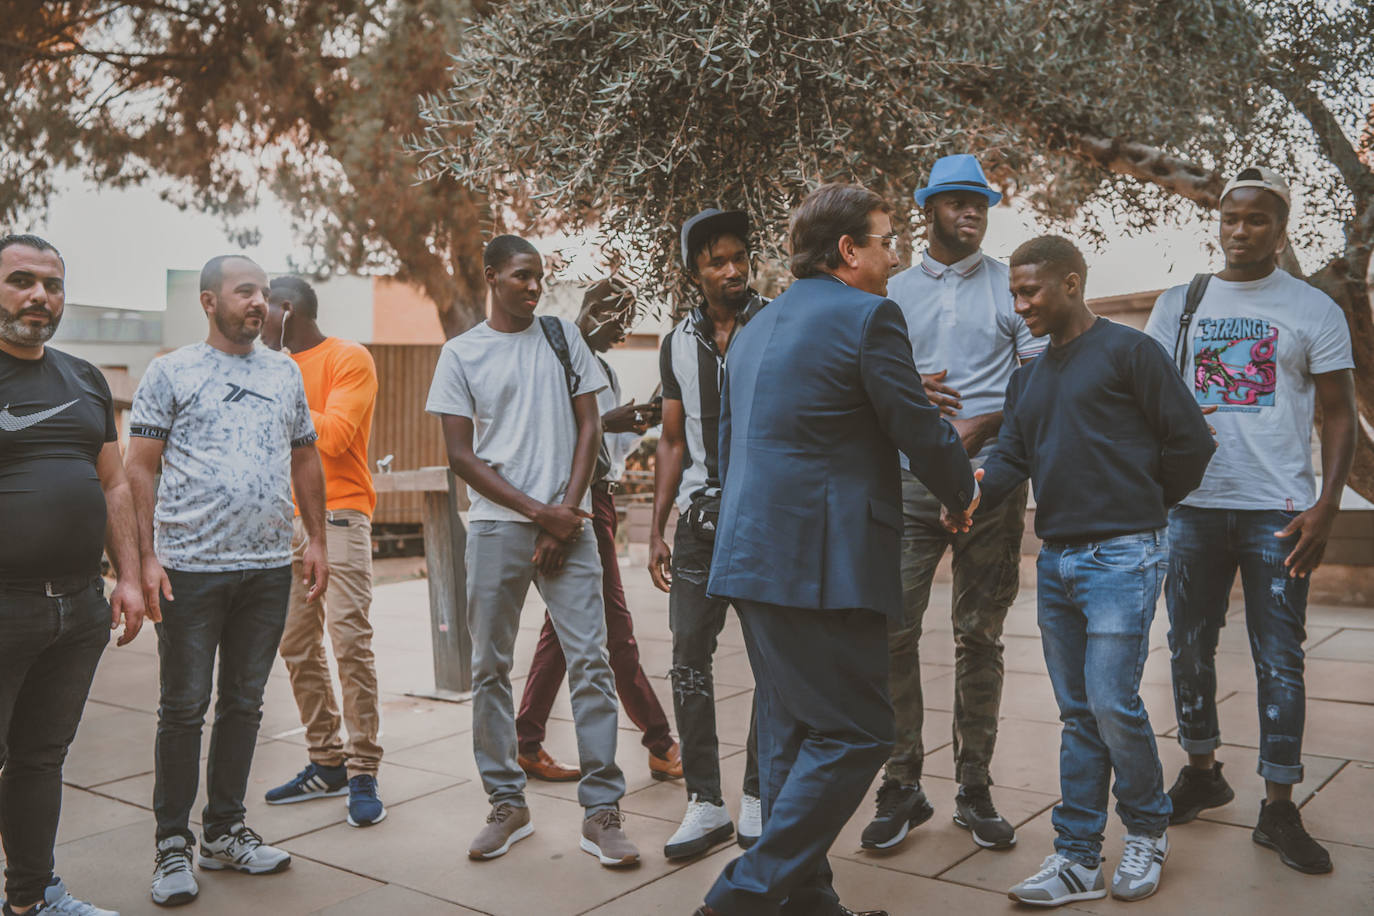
top-left (668, 515), bottom-right (760, 805)
top-left (0, 577), bottom-right (109, 907)
top-left (154, 566), bottom-right (291, 843)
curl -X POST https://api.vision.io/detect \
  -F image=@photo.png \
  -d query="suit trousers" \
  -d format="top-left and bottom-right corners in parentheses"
top-left (705, 601), bottom-right (893, 916)
top-left (516, 488), bottom-right (674, 758)
top-left (278, 511), bottom-right (382, 777)
top-left (466, 520), bottom-right (625, 813)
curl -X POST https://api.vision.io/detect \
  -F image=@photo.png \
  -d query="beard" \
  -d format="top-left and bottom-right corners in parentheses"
top-left (0, 306), bottom-right (60, 346)
top-left (213, 303), bottom-right (261, 345)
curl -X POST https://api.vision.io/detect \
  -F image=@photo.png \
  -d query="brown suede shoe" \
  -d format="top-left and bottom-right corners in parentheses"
top-left (649, 742), bottom-right (684, 781)
top-left (581, 808), bottom-right (640, 867)
top-left (518, 748), bottom-right (579, 782)
top-left (468, 802), bottom-right (533, 859)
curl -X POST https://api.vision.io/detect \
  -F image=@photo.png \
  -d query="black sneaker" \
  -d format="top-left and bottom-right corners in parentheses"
top-left (953, 784), bottom-right (1016, 849)
top-left (1253, 799), bottom-right (1333, 874)
top-left (860, 780), bottom-right (933, 850)
top-left (1166, 762), bottom-right (1235, 824)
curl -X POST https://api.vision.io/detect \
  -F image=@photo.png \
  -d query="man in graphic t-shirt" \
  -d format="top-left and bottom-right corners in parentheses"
top-left (1144, 167), bottom-right (1357, 876)
top-left (427, 235), bottom-right (638, 869)
top-left (0, 234), bottom-right (144, 916)
top-left (126, 254), bottom-right (330, 908)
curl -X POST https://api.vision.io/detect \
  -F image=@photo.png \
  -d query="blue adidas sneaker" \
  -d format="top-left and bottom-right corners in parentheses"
top-left (347, 774), bottom-right (387, 827)
top-left (264, 762), bottom-right (348, 805)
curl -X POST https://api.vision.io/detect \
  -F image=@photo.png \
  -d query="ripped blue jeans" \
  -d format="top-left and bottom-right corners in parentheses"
top-left (1164, 506), bottom-right (1309, 785)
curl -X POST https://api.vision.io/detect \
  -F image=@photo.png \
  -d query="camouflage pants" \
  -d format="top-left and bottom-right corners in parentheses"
top-left (885, 466), bottom-right (1028, 788)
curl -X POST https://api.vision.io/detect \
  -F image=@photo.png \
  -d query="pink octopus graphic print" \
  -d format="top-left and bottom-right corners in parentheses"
top-left (1192, 316), bottom-right (1278, 410)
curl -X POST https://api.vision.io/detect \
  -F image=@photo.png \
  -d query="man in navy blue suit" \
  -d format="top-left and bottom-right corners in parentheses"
top-left (695, 184), bottom-right (979, 916)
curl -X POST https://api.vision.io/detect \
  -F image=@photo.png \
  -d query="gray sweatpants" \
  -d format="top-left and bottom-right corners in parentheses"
top-left (465, 520), bottom-right (625, 813)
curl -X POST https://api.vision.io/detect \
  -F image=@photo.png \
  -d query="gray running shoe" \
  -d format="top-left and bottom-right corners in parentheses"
top-left (199, 822), bottom-right (291, 874)
top-left (581, 808), bottom-right (640, 867)
top-left (151, 836), bottom-right (199, 907)
top-left (32, 877), bottom-right (118, 915)
top-left (1008, 852), bottom-right (1106, 907)
top-left (469, 802), bottom-right (533, 860)
top-left (1112, 832), bottom-right (1168, 901)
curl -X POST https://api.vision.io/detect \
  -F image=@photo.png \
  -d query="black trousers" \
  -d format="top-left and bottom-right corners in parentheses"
top-left (706, 601), bottom-right (894, 916)
top-left (0, 578), bottom-right (109, 907)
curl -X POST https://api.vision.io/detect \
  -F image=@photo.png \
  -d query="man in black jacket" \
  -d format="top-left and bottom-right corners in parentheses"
top-left (969, 236), bottom-right (1214, 908)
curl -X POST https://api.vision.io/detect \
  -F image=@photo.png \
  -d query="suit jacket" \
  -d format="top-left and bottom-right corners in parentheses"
top-left (707, 275), bottom-right (975, 616)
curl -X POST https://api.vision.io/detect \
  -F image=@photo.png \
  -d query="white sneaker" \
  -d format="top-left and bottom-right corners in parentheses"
top-left (1008, 852), bottom-right (1106, 907)
top-left (199, 822), bottom-right (291, 874)
top-left (663, 794), bottom-right (734, 859)
top-left (151, 836), bottom-right (199, 907)
top-left (737, 793), bottom-right (762, 849)
top-left (36, 877), bottom-right (118, 915)
top-left (1113, 832), bottom-right (1168, 901)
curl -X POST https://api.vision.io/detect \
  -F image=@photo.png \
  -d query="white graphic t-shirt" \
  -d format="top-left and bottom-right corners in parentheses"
top-left (425, 318), bottom-right (606, 523)
top-left (1144, 269), bottom-right (1353, 511)
top-left (129, 342), bottom-right (317, 571)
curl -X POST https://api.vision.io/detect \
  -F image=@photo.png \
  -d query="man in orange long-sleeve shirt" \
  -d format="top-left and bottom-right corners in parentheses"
top-left (259, 275), bottom-right (386, 828)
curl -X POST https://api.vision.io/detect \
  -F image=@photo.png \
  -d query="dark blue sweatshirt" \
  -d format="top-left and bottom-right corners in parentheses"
top-left (979, 317), bottom-right (1215, 542)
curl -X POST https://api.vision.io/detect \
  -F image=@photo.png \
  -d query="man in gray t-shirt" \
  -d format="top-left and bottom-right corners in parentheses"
top-left (126, 254), bottom-right (329, 908)
top-left (1142, 168), bottom-right (1357, 877)
top-left (426, 235), bottom-right (637, 869)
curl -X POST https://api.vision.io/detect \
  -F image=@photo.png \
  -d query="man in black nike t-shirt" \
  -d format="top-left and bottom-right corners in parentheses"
top-left (0, 234), bottom-right (144, 916)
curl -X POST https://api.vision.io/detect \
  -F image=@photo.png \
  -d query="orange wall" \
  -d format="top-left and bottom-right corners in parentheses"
top-left (371, 277), bottom-right (449, 344)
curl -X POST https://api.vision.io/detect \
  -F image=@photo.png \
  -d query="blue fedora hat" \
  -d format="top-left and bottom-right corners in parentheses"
top-left (913, 154), bottom-right (1002, 207)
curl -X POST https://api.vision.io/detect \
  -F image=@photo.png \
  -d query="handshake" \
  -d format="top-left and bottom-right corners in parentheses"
top-left (939, 468), bottom-right (985, 534)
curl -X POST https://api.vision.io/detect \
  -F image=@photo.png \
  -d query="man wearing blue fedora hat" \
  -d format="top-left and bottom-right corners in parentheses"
top-left (860, 154), bottom-right (1044, 854)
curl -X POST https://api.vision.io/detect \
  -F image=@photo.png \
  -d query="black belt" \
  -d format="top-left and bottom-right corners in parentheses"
top-left (592, 480), bottom-right (622, 496)
top-left (0, 574), bottom-right (99, 597)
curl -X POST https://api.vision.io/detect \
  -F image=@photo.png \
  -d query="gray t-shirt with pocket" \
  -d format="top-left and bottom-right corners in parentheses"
top-left (425, 318), bottom-right (606, 523)
top-left (129, 342), bottom-right (317, 571)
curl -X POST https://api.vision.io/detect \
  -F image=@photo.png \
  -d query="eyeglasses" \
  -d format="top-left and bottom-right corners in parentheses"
top-left (864, 233), bottom-right (900, 251)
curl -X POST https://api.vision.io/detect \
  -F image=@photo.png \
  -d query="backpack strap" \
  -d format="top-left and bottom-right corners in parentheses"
top-left (1174, 273), bottom-right (1211, 377)
top-left (538, 315), bottom-right (579, 395)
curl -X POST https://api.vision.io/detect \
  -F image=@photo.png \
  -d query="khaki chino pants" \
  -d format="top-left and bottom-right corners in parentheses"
top-left (279, 510), bottom-right (382, 776)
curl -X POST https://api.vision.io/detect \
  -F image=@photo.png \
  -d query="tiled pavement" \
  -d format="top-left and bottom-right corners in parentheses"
top-left (13, 557), bottom-right (1374, 914)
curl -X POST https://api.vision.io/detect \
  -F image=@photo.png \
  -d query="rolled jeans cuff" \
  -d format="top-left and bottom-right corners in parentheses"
top-left (1177, 732), bottom-right (1221, 755)
top-left (1258, 758), bottom-right (1303, 785)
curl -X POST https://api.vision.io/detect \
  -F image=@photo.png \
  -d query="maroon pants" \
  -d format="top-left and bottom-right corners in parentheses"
top-left (516, 487), bottom-right (674, 757)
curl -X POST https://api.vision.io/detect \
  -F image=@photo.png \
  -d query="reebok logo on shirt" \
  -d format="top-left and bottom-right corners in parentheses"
top-left (0, 399), bottom-right (78, 432)
top-left (223, 383), bottom-right (274, 404)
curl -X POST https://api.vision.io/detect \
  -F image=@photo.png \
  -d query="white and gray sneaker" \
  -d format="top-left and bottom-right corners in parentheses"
top-left (1008, 853), bottom-right (1107, 907)
top-left (737, 794), bottom-right (762, 849)
top-left (664, 794), bottom-right (734, 859)
top-left (199, 822), bottom-right (291, 874)
top-left (1112, 832), bottom-right (1168, 901)
top-left (151, 836), bottom-right (199, 907)
top-left (30, 877), bottom-right (119, 915)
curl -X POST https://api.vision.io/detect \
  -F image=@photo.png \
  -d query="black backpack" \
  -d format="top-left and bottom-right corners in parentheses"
top-left (538, 316), bottom-right (613, 483)
top-left (1173, 273), bottom-right (1212, 377)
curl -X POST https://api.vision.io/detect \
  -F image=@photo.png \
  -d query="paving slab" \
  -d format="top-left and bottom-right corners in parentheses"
top-left (34, 821), bottom-right (380, 916)
top-left (1298, 760), bottom-right (1374, 849)
top-left (940, 808), bottom-right (1374, 915)
top-left (1307, 626), bottom-right (1374, 662)
top-left (91, 737), bottom-right (464, 843)
top-left (832, 772), bottom-right (1057, 877)
top-left (923, 718), bottom-right (1066, 796)
top-left (1154, 740), bottom-right (1346, 828)
top-left (284, 780), bottom-right (692, 916)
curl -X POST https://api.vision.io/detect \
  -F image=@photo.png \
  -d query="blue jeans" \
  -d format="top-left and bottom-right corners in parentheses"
top-left (1164, 506), bottom-right (1308, 785)
top-left (1038, 530), bottom-right (1172, 867)
top-left (154, 566), bottom-right (291, 843)
top-left (0, 577), bottom-right (109, 906)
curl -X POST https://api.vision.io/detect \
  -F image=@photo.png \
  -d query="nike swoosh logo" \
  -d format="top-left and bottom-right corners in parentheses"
top-left (0, 399), bottom-right (79, 432)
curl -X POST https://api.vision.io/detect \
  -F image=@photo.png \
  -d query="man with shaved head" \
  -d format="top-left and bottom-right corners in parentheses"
top-left (125, 254), bottom-right (329, 907)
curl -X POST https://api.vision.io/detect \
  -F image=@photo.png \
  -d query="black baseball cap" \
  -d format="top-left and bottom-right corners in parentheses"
top-left (680, 209), bottom-right (749, 270)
